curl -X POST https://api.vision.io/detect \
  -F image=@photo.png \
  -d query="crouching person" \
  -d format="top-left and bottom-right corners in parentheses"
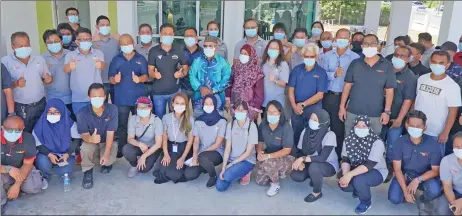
top-left (1, 116), bottom-right (43, 213)
top-left (77, 83), bottom-right (118, 189)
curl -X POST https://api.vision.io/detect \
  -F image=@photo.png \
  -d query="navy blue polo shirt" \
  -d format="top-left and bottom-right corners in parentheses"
top-left (288, 63), bottom-right (328, 113)
top-left (392, 134), bottom-right (442, 176)
top-left (109, 52), bottom-right (148, 106)
top-left (181, 45), bottom-right (203, 91)
top-left (76, 104), bottom-right (118, 142)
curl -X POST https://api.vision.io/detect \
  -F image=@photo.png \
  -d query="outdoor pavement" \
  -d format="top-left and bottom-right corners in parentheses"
top-left (4, 158), bottom-right (418, 215)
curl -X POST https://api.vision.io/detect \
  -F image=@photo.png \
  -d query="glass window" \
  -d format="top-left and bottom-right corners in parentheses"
top-left (319, 1), bottom-right (367, 35)
top-left (162, 0), bottom-right (196, 36)
top-left (407, 1), bottom-right (442, 44)
top-left (199, 0), bottom-right (222, 37)
top-left (54, 0), bottom-right (91, 28)
top-left (137, 0), bottom-right (159, 34)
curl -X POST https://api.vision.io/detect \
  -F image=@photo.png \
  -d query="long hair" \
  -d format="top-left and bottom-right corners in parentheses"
top-left (261, 39), bottom-right (284, 67)
top-left (263, 100), bottom-right (287, 125)
top-left (170, 92), bottom-right (192, 135)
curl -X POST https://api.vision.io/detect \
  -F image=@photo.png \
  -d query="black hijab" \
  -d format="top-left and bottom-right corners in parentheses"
top-left (301, 109), bottom-right (330, 155)
top-left (195, 94), bottom-right (225, 126)
top-left (344, 115), bottom-right (381, 167)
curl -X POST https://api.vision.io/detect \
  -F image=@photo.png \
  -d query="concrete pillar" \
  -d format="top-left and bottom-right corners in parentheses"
top-left (117, 1), bottom-right (136, 36)
top-left (222, 1), bottom-right (245, 62)
top-left (385, 1), bottom-right (413, 55)
top-left (437, 1), bottom-right (462, 45)
top-left (364, 1), bottom-right (381, 34)
top-left (89, 1), bottom-right (108, 32)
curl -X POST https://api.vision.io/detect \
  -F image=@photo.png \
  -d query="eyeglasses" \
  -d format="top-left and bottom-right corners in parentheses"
top-left (46, 111), bottom-right (61, 115)
top-left (203, 45), bottom-right (216, 48)
top-left (46, 41), bottom-right (61, 45)
top-left (77, 38), bottom-right (92, 42)
top-left (362, 42), bottom-right (378, 47)
top-left (4, 128), bottom-right (22, 133)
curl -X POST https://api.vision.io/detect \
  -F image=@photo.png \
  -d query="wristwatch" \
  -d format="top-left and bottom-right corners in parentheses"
top-left (417, 176), bottom-right (423, 183)
top-left (7, 112), bottom-right (16, 116)
top-left (301, 103), bottom-right (306, 108)
top-left (5, 165), bottom-right (12, 173)
top-left (384, 110), bottom-right (391, 116)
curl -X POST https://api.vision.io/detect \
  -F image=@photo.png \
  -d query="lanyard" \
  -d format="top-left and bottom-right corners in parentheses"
top-left (171, 115), bottom-right (181, 144)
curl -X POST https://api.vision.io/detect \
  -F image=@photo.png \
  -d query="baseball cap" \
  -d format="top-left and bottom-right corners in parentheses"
top-left (135, 96), bottom-right (152, 107)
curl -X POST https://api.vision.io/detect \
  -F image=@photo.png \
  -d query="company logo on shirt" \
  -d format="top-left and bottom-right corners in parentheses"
top-left (376, 69), bottom-right (384, 73)
top-left (420, 152), bottom-right (428, 157)
top-left (13, 66), bottom-right (20, 71)
top-left (158, 55), bottom-right (162, 60)
top-left (313, 75), bottom-right (319, 79)
top-left (136, 61), bottom-right (142, 65)
top-left (35, 62), bottom-right (41, 68)
top-left (105, 117), bottom-right (110, 121)
top-left (16, 150), bottom-right (25, 154)
top-left (451, 168), bottom-right (459, 175)
top-left (275, 136), bottom-right (281, 140)
top-left (397, 80), bottom-right (403, 84)
top-left (419, 84), bottom-right (442, 95)
top-left (172, 55), bottom-right (179, 60)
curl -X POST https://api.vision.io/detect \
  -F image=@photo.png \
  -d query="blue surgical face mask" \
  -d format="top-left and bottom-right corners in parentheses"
top-left (14, 47), bottom-right (32, 59)
top-left (3, 131), bottom-right (22, 142)
top-left (308, 119), bottom-right (320, 130)
top-left (99, 26), bottom-right (111, 36)
top-left (79, 41), bottom-right (92, 51)
top-left (267, 49), bottom-right (279, 59)
top-left (392, 57), bottom-right (406, 69)
top-left (311, 28), bottom-right (322, 37)
top-left (62, 35), bottom-right (72, 45)
top-left (321, 40), bottom-right (332, 49)
top-left (234, 112), bottom-right (247, 120)
top-left (408, 127), bottom-right (423, 139)
top-left (354, 127), bottom-right (369, 138)
top-left (47, 43), bottom-right (62, 54)
top-left (267, 115), bottom-right (280, 124)
top-left (160, 36), bottom-right (174, 45)
top-left (121, 44), bottom-right (134, 54)
top-left (336, 39), bottom-right (349, 49)
top-left (245, 29), bottom-right (257, 37)
top-left (90, 97), bottom-right (105, 108)
top-left (430, 64), bottom-right (446, 75)
top-left (294, 38), bottom-right (306, 48)
top-left (204, 48), bottom-right (215, 58)
top-left (137, 109), bottom-right (151, 118)
top-left (184, 37), bottom-right (196, 47)
top-left (68, 15), bottom-right (79, 24)
top-left (140, 35), bottom-right (152, 44)
top-left (304, 58), bottom-right (316, 67)
top-left (208, 30), bottom-right (219, 37)
top-left (273, 32), bottom-right (285, 40)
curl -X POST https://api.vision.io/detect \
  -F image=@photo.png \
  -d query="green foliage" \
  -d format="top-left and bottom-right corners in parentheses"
top-left (421, 0), bottom-right (441, 9)
top-left (379, 4), bottom-right (391, 26)
top-left (319, 0), bottom-right (366, 25)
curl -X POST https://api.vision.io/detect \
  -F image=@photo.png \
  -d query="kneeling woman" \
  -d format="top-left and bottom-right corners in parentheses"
top-left (339, 115), bottom-right (388, 215)
top-left (255, 100), bottom-right (294, 197)
top-left (155, 93), bottom-right (195, 184)
top-left (216, 100), bottom-right (258, 192)
top-left (123, 97), bottom-right (163, 178)
top-left (34, 98), bottom-right (77, 187)
top-left (290, 109), bottom-right (338, 202)
top-left (184, 95), bottom-right (227, 188)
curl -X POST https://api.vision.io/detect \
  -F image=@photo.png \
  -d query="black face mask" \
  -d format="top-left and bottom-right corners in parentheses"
top-left (351, 41), bottom-right (363, 53)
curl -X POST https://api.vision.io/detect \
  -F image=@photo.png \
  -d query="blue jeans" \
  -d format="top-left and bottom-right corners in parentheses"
top-left (152, 91), bottom-right (178, 119)
top-left (72, 102), bottom-right (90, 115)
top-left (35, 153), bottom-right (76, 181)
top-left (388, 176), bottom-right (441, 204)
top-left (216, 160), bottom-right (254, 192)
top-left (385, 126), bottom-right (403, 164)
top-left (428, 135), bottom-right (446, 157)
top-left (339, 169), bottom-right (383, 204)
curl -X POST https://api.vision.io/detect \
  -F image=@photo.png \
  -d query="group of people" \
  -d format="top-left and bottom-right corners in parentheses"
top-left (2, 6), bottom-right (462, 215)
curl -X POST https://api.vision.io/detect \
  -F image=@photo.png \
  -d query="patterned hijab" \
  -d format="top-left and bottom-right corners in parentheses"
top-left (344, 115), bottom-right (381, 167)
top-left (231, 44), bottom-right (264, 93)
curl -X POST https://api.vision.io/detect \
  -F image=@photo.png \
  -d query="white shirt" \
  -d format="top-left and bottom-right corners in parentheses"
top-left (415, 74), bottom-right (462, 136)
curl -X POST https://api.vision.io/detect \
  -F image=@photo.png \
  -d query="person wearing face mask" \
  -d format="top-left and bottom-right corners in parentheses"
top-left (414, 51), bottom-right (462, 156)
top-left (123, 97), bottom-right (163, 178)
top-left (271, 22), bottom-right (293, 61)
top-left (339, 115), bottom-right (388, 214)
top-left (320, 28), bottom-right (360, 162)
top-left (198, 21), bottom-right (228, 59)
top-left (233, 18), bottom-right (268, 64)
top-left (440, 41), bottom-right (462, 79)
top-left (287, 28), bottom-right (309, 70)
top-left (0, 116), bottom-right (43, 213)
top-left (350, 32), bottom-right (365, 57)
top-left (57, 23), bottom-right (77, 51)
top-left (310, 21), bottom-right (324, 49)
top-left (155, 93), bottom-right (194, 184)
top-left (2, 32), bottom-right (52, 133)
top-left (291, 109), bottom-right (338, 202)
top-left (387, 110), bottom-right (442, 213)
top-left (183, 95), bottom-right (227, 188)
top-left (33, 99), bottom-right (77, 188)
top-left (319, 31), bottom-right (333, 61)
top-left (339, 34), bottom-right (396, 137)
top-left (227, 45), bottom-right (264, 122)
top-left (189, 36), bottom-right (231, 118)
top-left (41, 29), bottom-right (75, 121)
top-left (418, 33), bottom-right (435, 68)
top-left (408, 43), bottom-right (431, 77)
top-left (288, 43), bottom-right (328, 147)
top-left (216, 100), bottom-right (258, 191)
top-left (109, 34), bottom-right (148, 158)
top-left (135, 24), bottom-right (157, 97)
top-left (77, 83), bottom-right (118, 189)
top-left (64, 27), bottom-right (105, 115)
top-left (255, 101), bottom-right (294, 197)
top-left (65, 7), bottom-right (80, 32)
top-left (182, 28), bottom-right (203, 101)
top-left (385, 36), bottom-right (410, 61)
top-left (147, 23), bottom-right (189, 119)
top-left (455, 35), bottom-right (462, 67)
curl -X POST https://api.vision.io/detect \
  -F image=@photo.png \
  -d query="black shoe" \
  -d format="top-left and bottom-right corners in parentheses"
top-left (206, 176), bottom-right (217, 188)
top-left (116, 151), bottom-right (123, 158)
top-left (154, 177), bottom-right (169, 184)
top-left (82, 169), bottom-right (94, 189)
top-left (384, 170), bottom-right (394, 183)
top-left (304, 193), bottom-right (323, 203)
top-left (101, 165), bottom-right (112, 174)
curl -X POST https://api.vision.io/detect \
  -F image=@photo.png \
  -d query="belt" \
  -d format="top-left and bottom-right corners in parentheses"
top-left (16, 97), bottom-right (46, 107)
top-left (327, 91), bottom-right (342, 96)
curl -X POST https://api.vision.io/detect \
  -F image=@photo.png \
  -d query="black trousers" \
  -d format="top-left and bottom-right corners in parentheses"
top-left (65, 103), bottom-right (76, 122)
top-left (184, 151), bottom-right (223, 181)
top-left (322, 93), bottom-right (344, 160)
top-left (290, 161), bottom-right (336, 193)
top-left (122, 144), bottom-right (161, 173)
top-left (157, 141), bottom-right (192, 183)
top-left (117, 105), bottom-right (136, 153)
top-left (15, 97), bottom-right (46, 133)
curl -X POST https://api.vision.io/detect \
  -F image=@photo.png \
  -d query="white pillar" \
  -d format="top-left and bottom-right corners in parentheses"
top-left (385, 1), bottom-right (413, 55)
top-left (363, 1), bottom-right (381, 34)
top-left (222, 1), bottom-right (245, 62)
top-left (437, 1), bottom-right (462, 45)
top-left (117, 1), bottom-right (136, 36)
top-left (89, 1), bottom-right (108, 32)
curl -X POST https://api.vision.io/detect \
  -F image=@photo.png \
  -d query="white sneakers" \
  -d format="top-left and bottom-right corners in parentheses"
top-left (127, 167), bottom-right (139, 178)
top-left (266, 183), bottom-right (280, 197)
top-left (41, 178), bottom-right (48, 190)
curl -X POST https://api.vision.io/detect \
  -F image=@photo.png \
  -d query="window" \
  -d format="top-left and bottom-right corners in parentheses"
top-left (408, 1), bottom-right (442, 44)
top-left (319, 0), bottom-right (367, 35)
top-left (137, 1), bottom-right (159, 34)
top-left (54, 0), bottom-right (91, 28)
top-left (199, 1), bottom-right (222, 36)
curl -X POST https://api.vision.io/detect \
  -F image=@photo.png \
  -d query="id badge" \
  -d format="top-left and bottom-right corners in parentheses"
top-left (173, 144), bottom-right (178, 153)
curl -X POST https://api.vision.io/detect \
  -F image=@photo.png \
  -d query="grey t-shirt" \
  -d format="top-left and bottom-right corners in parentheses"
top-left (225, 119), bottom-right (258, 164)
top-left (341, 139), bottom-right (388, 181)
top-left (92, 37), bottom-right (120, 83)
top-left (42, 50), bottom-right (72, 104)
top-left (440, 153), bottom-right (462, 194)
top-left (298, 130), bottom-right (339, 172)
top-left (127, 114), bottom-right (163, 147)
top-left (290, 51), bottom-right (304, 70)
top-left (135, 43), bottom-right (158, 61)
top-left (162, 112), bottom-right (194, 143)
top-left (192, 119), bottom-right (227, 155)
top-left (262, 61), bottom-right (290, 107)
top-left (233, 37), bottom-right (267, 60)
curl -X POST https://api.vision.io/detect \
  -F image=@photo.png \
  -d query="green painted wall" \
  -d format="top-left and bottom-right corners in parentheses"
top-left (108, 1), bottom-right (118, 34)
top-left (36, 1), bottom-right (54, 53)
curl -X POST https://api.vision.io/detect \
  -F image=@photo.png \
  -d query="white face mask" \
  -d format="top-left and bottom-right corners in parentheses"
top-left (354, 127), bottom-right (369, 138)
top-left (362, 47), bottom-right (378, 58)
top-left (239, 54), bottom-right (250, 64)
top-left (174, 105), bottom-right (186, 114)
top-left (308, 119), bottom-right (319, 130)
top-left (47, 115), bottom-right (61, 124)
top-left (203, 105), bottom-right (214, 114)
top-left (454, 149), bottom-right (462, 159)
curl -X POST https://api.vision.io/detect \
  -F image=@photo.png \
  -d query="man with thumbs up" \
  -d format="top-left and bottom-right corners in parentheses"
top-left (77, 83), bottom-right (118, 189)
top-left (109, 34), bottom-right (148, 158)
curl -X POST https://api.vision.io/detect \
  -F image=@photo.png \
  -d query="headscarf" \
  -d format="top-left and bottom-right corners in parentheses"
top-left (344, 115), bottom-right (381, 167)
top-left (301, 109), bottom-right (330, 155)
top-left (33, 98), bottom-right (74, 154)
top-left (231, 44), bottom-right (264, 94)
top-left (195, 94), bottom-right (225, 126)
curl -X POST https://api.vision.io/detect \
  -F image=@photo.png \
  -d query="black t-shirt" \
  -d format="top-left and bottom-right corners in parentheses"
top-left (76, 104), bottom-right (118, 142)
top-left (1, 63), bottom-right (13, 122)
top-left (390, 67), bottom-right (417, 119)
top-left (258, 122), bottom-right (294, 154)
top-left (409, 61), bottom-right (431, 77)
top-left (1, 132), bottom-right (37, 168)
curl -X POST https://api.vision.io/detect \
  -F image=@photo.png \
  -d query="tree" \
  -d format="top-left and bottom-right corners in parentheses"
top-left (319, 0), bottom-right (366, 26)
